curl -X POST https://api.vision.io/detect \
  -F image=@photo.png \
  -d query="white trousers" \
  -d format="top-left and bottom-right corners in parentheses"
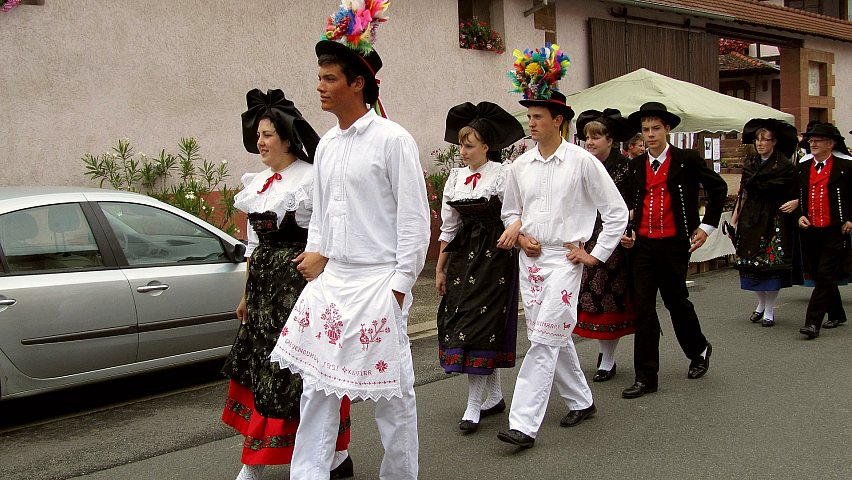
top-left (508, 340), bottom-right (593, 438)
top-left (289, 296), bottom-right (419, 480)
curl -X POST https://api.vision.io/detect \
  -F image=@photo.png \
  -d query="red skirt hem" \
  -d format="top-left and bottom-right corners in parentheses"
top-left (574, 310), bottom-right (636, 340)
top-left (221, 381), bottom-right (351, 465)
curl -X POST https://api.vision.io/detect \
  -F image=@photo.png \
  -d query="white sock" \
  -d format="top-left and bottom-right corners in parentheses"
top-left (598, 339), bottom-right (619, 371)
top-left (755, 291), bottom-right (766, 313)
top-left (331, 450), bottom-right (349, 470)
top-left (462, 374), bottom-right (487, 423)
top-left (699, 346), bottom-right (708, 359)
top-left (763, 290), bottom-right (779, 320)
top-left (481, 371), bottom-right (503, 410)
top-left (236, 464), bottom-right (264, 480)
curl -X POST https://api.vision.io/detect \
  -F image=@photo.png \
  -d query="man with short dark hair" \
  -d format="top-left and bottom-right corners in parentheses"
top-left (621, 102), bottom-right (727, 399)
top-left (624, 133), bottom-right (646, 159)
top-left (271, 3), bottom-right (429, 478)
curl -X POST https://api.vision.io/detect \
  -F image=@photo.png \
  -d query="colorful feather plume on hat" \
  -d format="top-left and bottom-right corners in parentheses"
top-left (323, 0), bottom-right (390, 55)
top-left (508, 43), bottom-right (570, 100)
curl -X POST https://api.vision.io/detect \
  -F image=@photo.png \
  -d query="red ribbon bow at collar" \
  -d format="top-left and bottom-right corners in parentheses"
top-left (464, 172), bottom-right (481, 189)
top-left (257, 172), bottom-right (282, 194)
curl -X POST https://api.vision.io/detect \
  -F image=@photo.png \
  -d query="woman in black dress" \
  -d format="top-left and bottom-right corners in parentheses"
top-left (221, 89), bottom-right (352, 480)
top-left (730, 118), bottom-right (799, 327)
top-left (435, 102), bottom-right (524, 432)
top-left (573, 109), bottom-right (636, 382)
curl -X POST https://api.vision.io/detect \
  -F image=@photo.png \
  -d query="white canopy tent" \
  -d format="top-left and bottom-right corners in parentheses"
top-left (513, 68), bottom-right (794, 134)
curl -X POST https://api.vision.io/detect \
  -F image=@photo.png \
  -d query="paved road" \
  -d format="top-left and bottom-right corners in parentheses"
top-left (1, 267), bottom-right (850, 479)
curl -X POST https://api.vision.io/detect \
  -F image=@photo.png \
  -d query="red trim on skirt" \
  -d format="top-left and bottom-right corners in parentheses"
top-left (221, 381), bottom-right (351, 465)
top-left (574, 310), bottom-right (636, 340)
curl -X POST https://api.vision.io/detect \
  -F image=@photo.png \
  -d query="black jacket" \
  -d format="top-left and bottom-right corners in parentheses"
top-left (628, 145), bottom-right (728, 250)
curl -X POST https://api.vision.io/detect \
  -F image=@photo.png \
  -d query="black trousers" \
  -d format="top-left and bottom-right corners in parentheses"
top-left (632, 236), bottom-right (708, 385)
top-left (801, 226), bottom-right (849, 328)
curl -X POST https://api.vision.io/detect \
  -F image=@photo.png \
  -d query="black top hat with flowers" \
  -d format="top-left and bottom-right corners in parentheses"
top-left (444, 102), bottom-right (526, 162)
top-left (741, 118), bottom-right (799, 158)
top-left (241, 89), bottom-right (320, 163)
top-left (628, 102), bottom-right (681, 130)
top-left (575, 108), bottom-right (633, 142)
top-left (508, 44), bottom-right (574, 122)
top-left (315, 1), bottom-right (390, 113)
top-left (802, 122), bottom-right (850, 155)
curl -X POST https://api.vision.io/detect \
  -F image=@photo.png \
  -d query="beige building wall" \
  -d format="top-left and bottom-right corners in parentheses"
top-left (808, 36), bottom-right (852, 133)
top-left (1, 0), bottom-right (562, 187)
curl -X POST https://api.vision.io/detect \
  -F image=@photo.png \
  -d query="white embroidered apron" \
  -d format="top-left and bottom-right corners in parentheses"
top-left (518, 247), bottom-right (583, 347)
top-left (271, 260), bottom-right (404, 401)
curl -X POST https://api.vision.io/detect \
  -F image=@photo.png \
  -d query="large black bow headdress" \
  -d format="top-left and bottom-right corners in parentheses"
top-left (575, 108), bottom-right (633, 142)
top-left (444, 101), bottom-right (526, 161)
top-left (241, 89), bottom-right (320, 163)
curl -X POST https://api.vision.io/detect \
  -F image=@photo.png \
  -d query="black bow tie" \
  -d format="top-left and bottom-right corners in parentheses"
top-left (651, 159), bottom-right (661, 173)
top-left (815, 162), bottom-right (824, 173)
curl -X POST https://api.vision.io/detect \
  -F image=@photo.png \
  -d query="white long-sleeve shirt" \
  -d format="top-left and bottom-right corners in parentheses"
top-left (438, 160), bottom-right (509, 243)
top-left (501, 139), bottom-right (628, 263)
top-left (233, 160), bottom-right (314, 257)
top-left (307, 109), bottom-right (431, 293)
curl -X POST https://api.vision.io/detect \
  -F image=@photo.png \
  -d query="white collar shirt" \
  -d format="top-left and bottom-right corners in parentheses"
top-left (501, 139), bottom-right (628, 262)
top-left (307, 110), bottom-right (431, 293)
top-left (648, 144), bottom-right (671, 174)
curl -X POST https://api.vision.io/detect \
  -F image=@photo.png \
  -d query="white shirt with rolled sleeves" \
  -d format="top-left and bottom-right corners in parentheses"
top-left (306, 109), bottom-right (431, 292)
top-left (501, 139), bottom-right (628, 262)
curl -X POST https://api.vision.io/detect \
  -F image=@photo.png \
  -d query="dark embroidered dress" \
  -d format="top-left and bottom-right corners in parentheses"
top-left (734, 151), bottom-right (797, 291)
top-left (575, 149), bottom-right (636, 340)
top-left (438, 195), bottom-right (518, 374)
top-left (221, 173), bottom-right (350, 466)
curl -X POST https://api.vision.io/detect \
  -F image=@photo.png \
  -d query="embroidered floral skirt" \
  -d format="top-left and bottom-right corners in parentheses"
top-left (220, 242), bottom-right (351, 463)
top-left (735, 216), bottom-right (793, 291)
top-left (574, 239), bottom-right (635, 340)
top-left (438, 216), bottom-right (518, 375)
top-left (222, 381), bottom-right (351, 465)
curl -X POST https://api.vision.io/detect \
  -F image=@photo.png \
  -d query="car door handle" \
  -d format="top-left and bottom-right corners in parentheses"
top-left (0, 299), bottom-right (16, 306)
top-left (136, 285), bottom-right (169, 293)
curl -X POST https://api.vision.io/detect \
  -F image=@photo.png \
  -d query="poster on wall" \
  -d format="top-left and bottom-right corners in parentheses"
top-left (704, 138), bottom-right (713, 159)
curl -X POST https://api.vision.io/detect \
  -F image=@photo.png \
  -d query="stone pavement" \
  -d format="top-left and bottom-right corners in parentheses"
top-left (71, 267), bottom-right (851, 479)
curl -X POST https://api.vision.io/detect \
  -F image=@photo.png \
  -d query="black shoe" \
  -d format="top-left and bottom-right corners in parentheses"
top-left (497, 429), bottom-right (535, 448)
top-left (560, 404), bottom-right (597, 427)
top-left (688, 343), bottom-right (712, 379)
top-left (592, 364), bottom-right (616, 382)
top-left (761, 318), bottom-right (775, 327)
top-left (824, 318), bottom-right (844, 329)
top-left (330, 455), bottom-right (354, 479)
top-left (622, 381), bottom-right (657, 399)
top-left (749, 311), bottom-right (764, 323)
top-left (458, 419), bottom-right (479, 432)
top-left (799, 325), bottom-right (819, 339)
top-left (480, 399), bottom-right (506, 418)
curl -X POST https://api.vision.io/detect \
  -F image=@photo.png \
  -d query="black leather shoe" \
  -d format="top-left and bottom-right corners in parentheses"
top-left (761, 318), bottom-right (775, 327)
top-left (330, 455), bottom-right (354, 479)
top-left (799, 325), bottom-right (819, 339)
top-left (592, 364), bottom-right (616, 382)
top-left (458, 419), bottom-right (479, 432)
top-left (824, 318), bottom-right (845, 329)
top-left (560, 404), bottom-right (597, 427)
top-left (688, 343), bottom-right (712, 379)
top-left (496, 429), bottom-right (535, 448)
top-left (622, 381), bottom-right (657, 399)
top-left (480, 398), bottom-right (506, 418)
top-left (749, 311), bottom-right (764, 323)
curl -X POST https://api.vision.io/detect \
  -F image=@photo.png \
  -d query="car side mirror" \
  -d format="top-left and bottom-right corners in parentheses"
top-left (227, 242), bottom-right (247, 263)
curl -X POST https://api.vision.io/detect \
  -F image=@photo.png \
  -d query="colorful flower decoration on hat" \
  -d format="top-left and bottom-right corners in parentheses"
top-left (323, 0), bottom-right (390, 55)
top-left (508, 43), bottom-right (570, 100)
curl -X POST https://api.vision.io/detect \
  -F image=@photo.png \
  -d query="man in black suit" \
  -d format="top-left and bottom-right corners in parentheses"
top-left (621, 102), bottom-right (728, 399)
top-left (797, 123), bottom-right (852, 338)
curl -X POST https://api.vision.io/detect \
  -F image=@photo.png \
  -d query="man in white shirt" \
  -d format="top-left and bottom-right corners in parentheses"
top-left (269, 11), bottom-right (430, 480)
top-left (497, 90), bottom-right (628, 448)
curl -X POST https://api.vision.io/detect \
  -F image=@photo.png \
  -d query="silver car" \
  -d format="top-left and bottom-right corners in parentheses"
top-left (0, 187), bottom-right (246, 400)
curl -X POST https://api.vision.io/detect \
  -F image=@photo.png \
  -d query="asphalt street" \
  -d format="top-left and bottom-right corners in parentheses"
top-left (1, 266), bottom-right (849, 480)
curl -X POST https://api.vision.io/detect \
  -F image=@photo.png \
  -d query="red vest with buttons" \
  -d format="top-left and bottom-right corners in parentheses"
top-left (638, 152), bottom-right (677, 238)
top-left (808, 156), bottom-right (833, 227)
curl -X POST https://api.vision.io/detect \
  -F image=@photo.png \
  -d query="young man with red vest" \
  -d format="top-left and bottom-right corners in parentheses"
top-left (797, 123), bottom-right (852, 338)
top-left (621, 102), bottom-right (728, 399)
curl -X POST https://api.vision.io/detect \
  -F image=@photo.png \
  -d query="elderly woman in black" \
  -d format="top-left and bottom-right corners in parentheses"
top-left (730, 118), bottom-right (799, 327)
